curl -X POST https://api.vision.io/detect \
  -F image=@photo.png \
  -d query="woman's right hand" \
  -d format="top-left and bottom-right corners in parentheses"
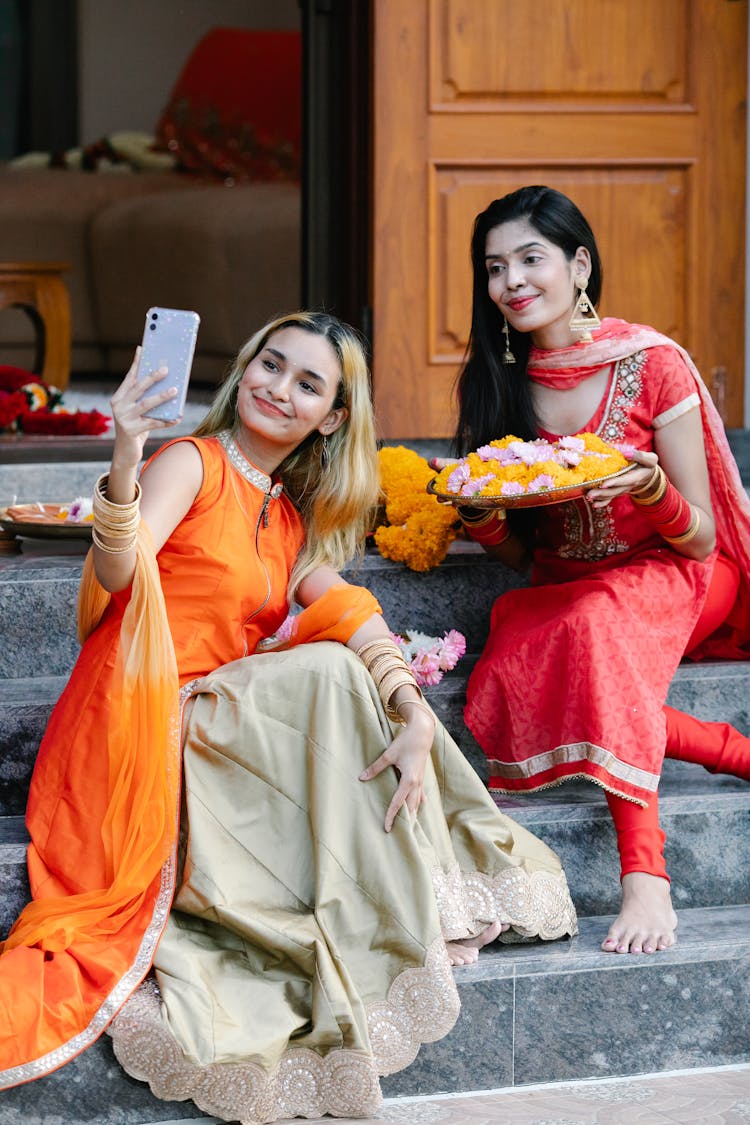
top-left (109, 348), bottom-right (180, 469)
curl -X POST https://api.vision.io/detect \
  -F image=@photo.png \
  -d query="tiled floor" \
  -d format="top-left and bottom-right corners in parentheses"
top-left (155, 1066), bottom-right (750, 1125)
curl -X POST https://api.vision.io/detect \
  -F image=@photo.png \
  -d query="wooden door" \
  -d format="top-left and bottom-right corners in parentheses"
top-left (371, 0), bottom-right (747, 437)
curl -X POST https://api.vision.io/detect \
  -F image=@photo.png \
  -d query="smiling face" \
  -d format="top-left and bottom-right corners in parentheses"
top-left (235, 325), bottom-right (348, 469)
top-left (485, 218), bottom-right (591, 349)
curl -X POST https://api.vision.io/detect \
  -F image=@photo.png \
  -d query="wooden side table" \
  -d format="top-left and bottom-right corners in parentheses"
top-left (0, 262), bottom-right (71, 391)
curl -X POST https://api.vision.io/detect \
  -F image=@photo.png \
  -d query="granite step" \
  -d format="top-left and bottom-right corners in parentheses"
top-left (2, 660), bottom-right (747, 815)
top-left (0, 541), bottom-right (525, 678)
top-left (5, 539), bottom-right (750, 685)
top-left (2, 656), bottom-right (748, 788)
top-left (0, 901), bottom-right (747, 1123)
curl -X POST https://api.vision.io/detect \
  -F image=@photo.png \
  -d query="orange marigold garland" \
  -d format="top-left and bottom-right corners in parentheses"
top-left (374, 446), bottom-right (458, 572)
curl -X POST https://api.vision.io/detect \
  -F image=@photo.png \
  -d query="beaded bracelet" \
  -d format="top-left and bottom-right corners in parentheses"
top-left (92, 473), bottom-right (141, 555)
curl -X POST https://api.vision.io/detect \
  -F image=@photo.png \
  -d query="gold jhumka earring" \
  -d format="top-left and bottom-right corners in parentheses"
top-left (502, 316), bottom-right (516, 364)
top-left (568, 276), bottom-right (601, 342)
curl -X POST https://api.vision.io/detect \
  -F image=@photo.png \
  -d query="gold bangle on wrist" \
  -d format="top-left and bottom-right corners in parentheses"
top-left (457, 506), bottom-right (505, 526)
top-left (395, 698), bottom-right (436, 727)
top-left (631, 465), bottom-right (667, 506)
top-left (663, 508), bottom-right (701, 546)
top-left (92, 472), bottom-right (141, 555)
top-left (355, 639), bottom-right (423, 722)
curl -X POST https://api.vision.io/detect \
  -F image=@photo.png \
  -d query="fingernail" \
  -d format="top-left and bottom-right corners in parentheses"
top-left (359, 772), bottom-right (367, 781)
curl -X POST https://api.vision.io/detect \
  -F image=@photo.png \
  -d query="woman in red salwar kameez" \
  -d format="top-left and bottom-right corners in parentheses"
top-left (450, 186), bottom-right (750, 956)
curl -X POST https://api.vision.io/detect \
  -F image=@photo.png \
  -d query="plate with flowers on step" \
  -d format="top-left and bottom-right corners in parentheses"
top-left (0, 498), bottom-right (94, 539)
top-left (428, 433), bottom-right (633, 509)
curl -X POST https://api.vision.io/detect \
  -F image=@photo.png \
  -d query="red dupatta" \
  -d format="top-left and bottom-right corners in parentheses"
top-left (528, 318), bottom-right (750, 658)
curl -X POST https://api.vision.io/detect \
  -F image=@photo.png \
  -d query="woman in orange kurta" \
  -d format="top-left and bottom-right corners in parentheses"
top-left (0, 311), bottom-right (576, 1122)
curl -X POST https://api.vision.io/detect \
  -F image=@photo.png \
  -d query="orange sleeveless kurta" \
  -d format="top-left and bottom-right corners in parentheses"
top-left (0, 436), bottom-right (309, 1085)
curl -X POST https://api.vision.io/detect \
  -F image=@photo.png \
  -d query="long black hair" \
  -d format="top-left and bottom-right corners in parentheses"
top-left (453, 186), bottom-right (603, 456)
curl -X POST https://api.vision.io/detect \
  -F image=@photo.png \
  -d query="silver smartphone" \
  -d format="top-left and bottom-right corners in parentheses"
top-left (137, 307), bottom-right (200, 421)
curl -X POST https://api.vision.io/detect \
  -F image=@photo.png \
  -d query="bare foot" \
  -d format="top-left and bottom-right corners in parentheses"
top-left (601, 872), bottom-right (678, 955)
top-left (446, 919), bottom-right (508, 966)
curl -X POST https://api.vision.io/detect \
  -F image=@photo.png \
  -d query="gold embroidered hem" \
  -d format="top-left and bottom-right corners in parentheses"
top-left (110, 937), bottom-right (458, 1124)
top-left (108, 644), bottom-right (576, 1122)
top-left (432, 864), bottom-right (578, 943)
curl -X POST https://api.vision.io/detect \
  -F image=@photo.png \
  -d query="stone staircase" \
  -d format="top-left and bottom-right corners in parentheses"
top-left (1, 443), bottom-right (749, 1124)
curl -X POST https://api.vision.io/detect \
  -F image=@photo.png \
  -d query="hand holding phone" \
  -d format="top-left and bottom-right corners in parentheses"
top-left (137, 307), bottom-right (200, 422)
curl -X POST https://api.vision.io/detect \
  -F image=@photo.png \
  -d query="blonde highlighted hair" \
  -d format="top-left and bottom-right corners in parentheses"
top-left (194, 311), bottom-right (380, 601)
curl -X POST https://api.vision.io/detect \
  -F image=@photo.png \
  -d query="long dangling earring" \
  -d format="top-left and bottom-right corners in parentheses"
top-left (502, 317), bottom-right (516, 364)
top-left (320, 434), bottom-right (330, 471)
top-left (568, 276), bottom-right (601, 342)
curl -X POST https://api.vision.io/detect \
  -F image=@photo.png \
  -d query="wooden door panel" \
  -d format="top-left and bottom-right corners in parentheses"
top-left (373, 0), bottom-right (746, 437)
top-left (431, 0), bottom-right (691, 108)
top-left (434, 165), bottom-right (690, 362)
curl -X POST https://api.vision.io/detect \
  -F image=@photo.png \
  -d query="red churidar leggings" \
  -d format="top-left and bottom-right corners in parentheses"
top-left (607, 553), bottom-right (746, 881)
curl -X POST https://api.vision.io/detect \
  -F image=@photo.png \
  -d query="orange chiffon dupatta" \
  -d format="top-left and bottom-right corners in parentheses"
top-left (0, 530), bottom-right (383, 1086)
top-left (0, 523), bottom-right (181, 1085)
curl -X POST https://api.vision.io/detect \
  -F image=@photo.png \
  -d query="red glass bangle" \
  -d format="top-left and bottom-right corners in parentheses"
top-left (461, 511), bottom-right (510, 547)
top-left (632, 471), bottom-right (694, 540)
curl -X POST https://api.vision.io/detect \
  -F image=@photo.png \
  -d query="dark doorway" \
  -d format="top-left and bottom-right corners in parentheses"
top-left (301, 0), bottom-right (372, 347)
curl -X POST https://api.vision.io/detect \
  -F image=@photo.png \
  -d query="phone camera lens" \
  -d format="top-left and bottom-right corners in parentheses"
top-left (149, 323), bottom-right (156, 331)
top-left (151, 312), bottom-right (158, 320)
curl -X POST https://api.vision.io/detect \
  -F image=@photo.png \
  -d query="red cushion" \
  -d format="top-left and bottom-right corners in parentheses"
top-left (155, 27), bottom-right (301, 182)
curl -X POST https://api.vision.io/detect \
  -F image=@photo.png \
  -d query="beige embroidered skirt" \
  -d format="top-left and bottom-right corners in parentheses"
top-left (108, 643), bottom-right (577, 1123)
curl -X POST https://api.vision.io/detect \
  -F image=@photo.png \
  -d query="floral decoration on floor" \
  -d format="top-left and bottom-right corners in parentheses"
top-left (0, 366), bottom-right (110, 436)
top-left (374, 446), bottom-right (459, 571)
top-left (391, 629), bottom-right (466, 687)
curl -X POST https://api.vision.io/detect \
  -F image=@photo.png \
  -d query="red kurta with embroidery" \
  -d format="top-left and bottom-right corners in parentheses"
top-left (464, 345), bottom-right (718, 806)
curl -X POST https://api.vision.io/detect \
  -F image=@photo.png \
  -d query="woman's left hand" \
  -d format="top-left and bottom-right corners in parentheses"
top-left (585, 449), bottom-right (658, 509)
top-left (359, 709), bottom-right (435, 832)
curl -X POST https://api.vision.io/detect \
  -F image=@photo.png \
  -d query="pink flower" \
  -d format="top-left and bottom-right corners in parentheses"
top-left (559, 436), bottom-right (585, 452)
top-left (500, 480), bottom-right (525, 496)
top-left (528, 474), bottom-right (555, 493)
top-left (494, 447), bottom-right (523, 465)
top-left (447, 461), bottom-right (471, 493)
top-left (274, 614), bottom-right (296, 642)
top-left (476, 445), bottom-right (497, 461)
top-left (438, 629), bottom-right (466, 670)
top-left (411, 649), bottom-right (443, 687)
top-left (556, 449), bottom-right (581, 467)
top-left (460, 473), bottom-right (495, 496)
top-left (508, 440), bottom-right (555, 466)
top-left (615, 442), bottom-right (637, 459)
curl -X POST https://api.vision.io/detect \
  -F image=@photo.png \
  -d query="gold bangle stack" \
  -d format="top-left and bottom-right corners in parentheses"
top-left (663, 508), bottom-right (701, 546)
top-left (631, 465), bottom-right (667, 506)
top-left (91, 473), bottom-right (142, 555)
top-left (355, 638), bottom-right (422, 723)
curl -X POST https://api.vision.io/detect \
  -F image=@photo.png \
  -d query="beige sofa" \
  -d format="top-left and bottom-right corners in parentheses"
top-left (0, 168), bottom-right (301, 383)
